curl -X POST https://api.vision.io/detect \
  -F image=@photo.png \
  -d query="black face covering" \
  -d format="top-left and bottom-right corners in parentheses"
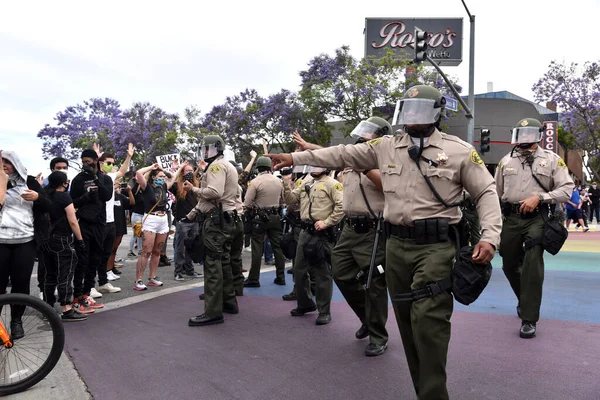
top-left (183, 172), bottom-right (194, 182)
top-left (355, 138), bottom-right (367, 144)
top-left (310, 172), bottom-right (327, 179)
top-left (405, 125), bottom-right (435, 138)
top-left (518, 143), bottom-right (535, 149)
top-left (82, 165), bottom-right (95, 175)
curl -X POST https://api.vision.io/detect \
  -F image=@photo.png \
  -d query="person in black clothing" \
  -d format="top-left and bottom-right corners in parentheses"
top-left (590, 182), bottom-right (600, 223)
top-left (170, 162), bottom-right (201, 280)
top-left (69, 149), bottom-right (114, 312)
top-left (107, 179), bottom-right (134, 273)
top-left (0, 150), bottom-right (52, 338)
top-left (43, 171), bottom-right (88, 321)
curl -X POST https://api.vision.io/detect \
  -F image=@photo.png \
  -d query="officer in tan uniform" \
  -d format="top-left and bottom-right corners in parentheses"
top-left (267, 85), bottom-right (502, 399)
top-left (183, 135), bottom-right (240, 326)
top-left (293, 119), bottom-right (390, 357)
top-left (495, 118), bottom-right (573, 339)
top-left (282, 165), bottom-right (344, 325)
top-left (243, 156), bottom-right (286, 287)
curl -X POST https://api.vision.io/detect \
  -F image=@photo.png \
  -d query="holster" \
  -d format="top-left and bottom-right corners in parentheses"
top-left (413, 218), bottom-right (450, 245)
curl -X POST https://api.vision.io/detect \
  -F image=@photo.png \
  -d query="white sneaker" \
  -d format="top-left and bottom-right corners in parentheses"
top-left (38, 292), bottom-right (44, 300)
top-left (90, 288), bottom-right (103, 298)
top-left (243, 246), bottom-right (252, 252)
top-left (98, 283), bottom-right (121, 293)
top-left (133, 280), bottom-right (147, 291)
top-left (147, 277), bottom-right (163, 287)
top-left (107, 270), bottom-right (121, 281)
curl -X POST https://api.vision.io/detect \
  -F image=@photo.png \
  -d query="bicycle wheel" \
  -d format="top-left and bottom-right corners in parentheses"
top-left (0, 293), bottom-right (65, 396)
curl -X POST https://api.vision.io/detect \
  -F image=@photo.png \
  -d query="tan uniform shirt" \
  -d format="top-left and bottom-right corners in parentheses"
top-left (292, 129), bottom-right (502, 248)
top-left (283, 175), bottom-right (344, 228)
top-left (188, 156), bottom-right (239, 217)
top-left (243, 171), bottom-right (284, 209)
top-left (286, 178), bottom-right (301, 213)
top-left (342, 169), bottom-right (384, 217)
top-left (495, 146), bottom-right (573, 204)
top-left (235, 184), bottom-right (244, 214)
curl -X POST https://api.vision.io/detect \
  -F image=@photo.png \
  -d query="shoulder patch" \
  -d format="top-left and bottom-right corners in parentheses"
top-left (317, 183), bottom-right (325, 191)
top-left (557, 158), bottom-right (567, 168)
top-left (368, 138), bottom-right (382, 146)
top-left (470, 150), bottom-right (484, 165)
top-left (333, 182), bottom-right (343, 191)
top-left (209, 165), bottom-right (222, 174)
top-left (295, 179), bottom-right (303, 188)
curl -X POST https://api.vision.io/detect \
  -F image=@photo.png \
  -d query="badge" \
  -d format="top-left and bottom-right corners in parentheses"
top-left (436, 152), bottom-right (449, 166)
top-left (317, 183), bottom-right (325, 191)
top-left (470, 150), bottom-right (484, 165)
top-left (557, 158), bottom-right (567, 168)
top-left (209, 165), bottom-right (222, 174)
top-left (333, 183), bottom-right (343, 191)
top-left (539, 160), bottom-right (547, 168)
top-left (521, 120), bottom-right (529, 127)
top-left (407, 87), bottom-right (419, 98)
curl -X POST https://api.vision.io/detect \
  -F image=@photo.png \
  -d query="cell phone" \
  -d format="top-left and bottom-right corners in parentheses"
top-left (86, 186), bottom-right (98, 192)
top-left (120, 183), bottom-right (129, 190)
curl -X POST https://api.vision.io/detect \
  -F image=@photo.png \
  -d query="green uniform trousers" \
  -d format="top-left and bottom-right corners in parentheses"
top-left (386, 236), bottom-right (455, 400)
top-left (499, 214), bottom-right (545, 322)
top-left (332, 223), bottom-right (388, 345)
top-left (202, 217), bottom-right (238, 318)
top-left (294, 230), bottom-right (333, 314)
top-left (230, 219), bottom-right (244, 296)
top-left (248, 214), bottom-right (285, 282)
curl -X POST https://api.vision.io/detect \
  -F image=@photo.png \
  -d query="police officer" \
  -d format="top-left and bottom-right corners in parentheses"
top-left (282, 166), bottom-right (344, 325)
top-left (243, 156), bottom-right (286, 287)
top-left (495, 118), bottom-right (573, 338)
top-left (294, 119), bottom-right (390, 357)
top-left (184, 135), bottom-right (240, 326)
top-left (267, 85), bottom-right (502, 399)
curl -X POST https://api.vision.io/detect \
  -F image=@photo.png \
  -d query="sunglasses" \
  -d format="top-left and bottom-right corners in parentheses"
top-left (104, 161), bottom-right (114, 166)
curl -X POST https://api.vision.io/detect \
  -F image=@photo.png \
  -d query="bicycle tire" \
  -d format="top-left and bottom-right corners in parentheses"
top-left (0, 293), bottom-right (65, 396)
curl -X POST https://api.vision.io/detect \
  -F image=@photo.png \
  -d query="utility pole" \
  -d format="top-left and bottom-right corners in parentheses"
top-left (461, 0), bottom-right (476, 145)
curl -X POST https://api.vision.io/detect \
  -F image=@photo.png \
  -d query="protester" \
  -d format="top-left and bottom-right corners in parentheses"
top-left (43, 171), bottom-right (88, 321)
top-left (0, 150), bottom-right (52, 338)
top-left (134, 163), bottom-right (176, 290)
top-left (107, 179), bottom-right (135, 276)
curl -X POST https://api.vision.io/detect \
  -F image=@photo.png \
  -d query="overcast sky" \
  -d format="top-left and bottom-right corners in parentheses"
top-left (1, 0), bottom-right (599, 176)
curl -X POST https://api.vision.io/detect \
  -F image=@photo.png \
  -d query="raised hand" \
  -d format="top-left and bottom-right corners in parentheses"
top-left (127, 143), bottom-right (134, 158)
top-left (264, 153), bottom-right (293, 170)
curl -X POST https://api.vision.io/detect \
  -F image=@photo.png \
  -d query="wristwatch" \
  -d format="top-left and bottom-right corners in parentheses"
top-left (538, 194), bottom-right (544, 203)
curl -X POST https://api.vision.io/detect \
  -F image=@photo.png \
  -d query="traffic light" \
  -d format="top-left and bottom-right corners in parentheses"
top-left (480, 128), bottom-right (491, 154)
top-left (414, 29), bottom-right (428, 63)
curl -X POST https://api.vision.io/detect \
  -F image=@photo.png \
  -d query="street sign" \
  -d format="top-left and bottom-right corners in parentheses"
top-left (444, 96), bottom-right (458, 112)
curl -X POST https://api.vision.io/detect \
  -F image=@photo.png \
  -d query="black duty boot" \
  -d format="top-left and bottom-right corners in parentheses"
top-left (198, 293), bottom-right (205, 300)
top-left (243, 279), bottom-right (260, 288)
top-left (10, 320), bottom-right (24, 340)
top-left (520, 321), bottom-right (536, 338)
top-left (222, 305), bottom-right (239, 314)
top-left (315, 313), bottom-right (331, 325)
top-left (282, 291), bottom-right (297, 301)
top-left (355, 324), bottom-right (368, 340)
top-left (365, 343), bottom-right (387, 357)
top-left (188, 314), bottom-right (224, 327)
top-left (290, 305), bottom-right (317, 316)
top-left (273, 278), bottom-right (286, 286)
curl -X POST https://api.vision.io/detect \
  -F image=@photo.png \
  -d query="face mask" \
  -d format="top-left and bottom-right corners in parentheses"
top-left (63, 183), bottom-right (69, 190)
top-left (153, 178), bottom-right (165, 186)
top-left (82, 165), bottom-right (95, 175)
top-left (405, 125), bottom-right (435, 138)
top-left (184, 172), bottom-right (194, 182)
top-left (102, 163), bottom-right (113, 173)
top-left (518, 143), bottom-right (534, 149)
top-left (311, 172), bottom-right (326, 179)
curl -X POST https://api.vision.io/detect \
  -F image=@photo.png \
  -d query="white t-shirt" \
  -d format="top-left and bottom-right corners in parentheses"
top-left (105, 172), bottom-right (117, 223)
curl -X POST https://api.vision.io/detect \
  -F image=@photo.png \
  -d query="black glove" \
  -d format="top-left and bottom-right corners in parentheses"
top-left (75, 240), bottom-right (86, 253)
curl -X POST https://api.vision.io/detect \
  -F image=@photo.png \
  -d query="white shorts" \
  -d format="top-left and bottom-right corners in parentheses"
top-left (142, 213), bottom-right (169, 235)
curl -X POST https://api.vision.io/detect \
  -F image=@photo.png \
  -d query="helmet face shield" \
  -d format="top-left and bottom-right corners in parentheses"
top-left (197, 143), bottom-right (219, 161)
top-left (350, 121), bottom-right (381, 141)
top-left (393, 98), bottom-right (441, 126)
top-left (308, 166), bottom-right (327, 174)
top-left (511, 126), bottom-right (543, 145)
top-left (293, 165), bottom-right (308, 174)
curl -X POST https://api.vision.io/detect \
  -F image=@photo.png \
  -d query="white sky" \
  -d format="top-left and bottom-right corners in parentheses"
top-left (1, 0), bottom-right (599, 177)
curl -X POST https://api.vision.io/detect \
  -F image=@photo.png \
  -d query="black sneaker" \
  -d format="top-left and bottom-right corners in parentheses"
top-left (520, 321), bottom-right (536, 338)
top-left (111, 268), bottom-right (122, 275)
top-left (10, 320), bottom-right (24, 340)
top-left (61, 309), bottom-right (88, 322)
top-left (174, 273), bottom-right (185, 281)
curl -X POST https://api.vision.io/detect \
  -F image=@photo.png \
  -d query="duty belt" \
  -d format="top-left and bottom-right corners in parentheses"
top-left (502, 202), bottom-right (547, 219)
top-left (385, 223), bottom-right (416, 239)
top-left (258, 206), bottom-right (282, 215)
top-left (346, 216), bottom-right (378, 232)
top-left (300, 221), bottom-right (329, 236)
